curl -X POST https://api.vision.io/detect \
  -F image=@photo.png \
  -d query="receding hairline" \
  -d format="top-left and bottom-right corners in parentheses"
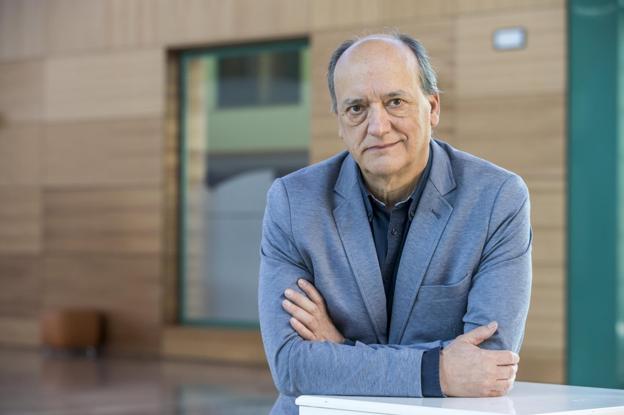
top-left (333, 35), bottom-right (418, 74)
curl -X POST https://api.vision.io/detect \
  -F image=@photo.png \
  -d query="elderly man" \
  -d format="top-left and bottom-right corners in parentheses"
top-left (258, 33), bottom-right (531, 415)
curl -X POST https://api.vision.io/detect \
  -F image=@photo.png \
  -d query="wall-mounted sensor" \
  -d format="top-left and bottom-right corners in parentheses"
top-left (493, 27), bottom-right (527, 51)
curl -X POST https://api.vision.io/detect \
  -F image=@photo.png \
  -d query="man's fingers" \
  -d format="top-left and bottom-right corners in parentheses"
top-left (496, 364), bottom-right (518, 380)
top-left (297, 279), bottom-right (325, 306)
top-left (459, 321), bottom-right (497, 346)
top-left (289, 317), bottom-right (315, 340)
top-left (284, 288), bottom-right (317, 314)
top-left (282, 299), bottom-right (314, 326)
top-left (492, 350), bottom-right (520, 366)
top-left (493, 378), bottom-right (515, 394)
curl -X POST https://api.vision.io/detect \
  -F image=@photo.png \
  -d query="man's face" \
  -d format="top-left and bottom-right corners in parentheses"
top-left (333, 38), bottom-right (440, 180)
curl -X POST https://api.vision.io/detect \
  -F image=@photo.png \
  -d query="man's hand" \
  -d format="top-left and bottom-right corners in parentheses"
top-left (440, 322), bottom-right (519, 397)
top-left (282, 279), bottom-right (345, 343)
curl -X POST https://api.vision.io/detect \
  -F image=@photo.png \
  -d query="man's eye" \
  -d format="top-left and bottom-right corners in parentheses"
top-left (388, 98), bottom-right (404, 107)
top-left (347, 105), bottom-right (363, 114)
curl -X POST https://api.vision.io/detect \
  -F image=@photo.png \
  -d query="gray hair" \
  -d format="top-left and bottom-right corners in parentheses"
top-left (326, 33), bottom-right (439, 113)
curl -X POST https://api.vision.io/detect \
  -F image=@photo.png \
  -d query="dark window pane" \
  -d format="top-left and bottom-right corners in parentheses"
top-left (217, 50), bottom-right (300, 108)
top-left (268, 51), bottom-right (300, 104)
top-left (218, 55), bottom-right (260, 107)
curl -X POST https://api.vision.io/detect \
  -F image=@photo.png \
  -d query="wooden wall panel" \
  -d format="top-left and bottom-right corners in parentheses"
top-left (0, 316), bottom-right (40, 347)
top-left (157, 0), bottom-right (309, 47)
top-left (0, 124), bottom-right (41, 186)
top-left (0, 0), bottom-right (46, 62)
top-left (310, 0), bottom-right (383, 31)
top-left (44, 188), bottom-right (161, 255)
top-left (46, 0), bottom-right (109, 54)
top-left (162, 326), bottom-right (266, 365)
top-left (42, 254), bottom-right (161, 354)
top-left (0, 255), bottom-right (41, 317)
top-left (456, 8), bottom-right (565, 99)
top-left (455, 95), bottom-right (565, 180)
top-left (455, 0), bottom-right (564, 14)
top-left (0, 187), bottom-right (41, 254)
top-left (107, 0), bottom-right (159, 50)
top-left (44, 50), bottom-right (164, 121)
top-left (0, 61), bottom-right (43, 122)
top-left (44, 118), bottom-right (163, 186)
top-left (46, 0), bottom-right (159, 54)
top-left (379, 0), bottom-right (456, 22)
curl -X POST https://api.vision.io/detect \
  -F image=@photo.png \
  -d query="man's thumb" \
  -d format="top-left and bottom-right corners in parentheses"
top-left (462, 321), bottom-right (497, 346)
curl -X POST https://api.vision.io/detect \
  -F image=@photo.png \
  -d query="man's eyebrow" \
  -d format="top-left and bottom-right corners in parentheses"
top-left (341, 98), bottom-right (365, 108)
top-left (384, 90), bottom-right (409, 98)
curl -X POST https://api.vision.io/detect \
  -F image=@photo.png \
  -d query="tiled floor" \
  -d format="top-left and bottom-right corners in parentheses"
top-left (0, 348), bottom-right (277, 415)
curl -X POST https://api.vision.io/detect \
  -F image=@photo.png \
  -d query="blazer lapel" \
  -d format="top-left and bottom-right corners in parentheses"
top-left (389, 140), bottom-right (456, 344)
top-left (333, 155), bottom-right (388, 343)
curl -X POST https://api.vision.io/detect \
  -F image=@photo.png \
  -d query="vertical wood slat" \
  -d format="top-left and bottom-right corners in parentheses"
top-left (43, 118), bottom-right (163, 187)
top-left (44, 187), bottom-right (162, 255)
top-left (44, 50), bottom-right (164, 121)
top-left (0, 0), bottom-right (46, 62)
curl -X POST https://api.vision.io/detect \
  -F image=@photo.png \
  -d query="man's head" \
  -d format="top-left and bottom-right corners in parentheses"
top-left (327, 33), bottom-right (440, 182)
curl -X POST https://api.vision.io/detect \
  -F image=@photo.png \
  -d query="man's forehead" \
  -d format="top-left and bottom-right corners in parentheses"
top-left (336, 35), bottom-right (416, 70)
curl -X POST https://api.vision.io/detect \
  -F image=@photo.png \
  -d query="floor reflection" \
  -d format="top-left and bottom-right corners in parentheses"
top-left (0, 348), bottom-right (276, 415)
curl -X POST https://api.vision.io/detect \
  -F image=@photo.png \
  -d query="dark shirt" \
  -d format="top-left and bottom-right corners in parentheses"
top-left (353, 143), bottom-right (443, 397)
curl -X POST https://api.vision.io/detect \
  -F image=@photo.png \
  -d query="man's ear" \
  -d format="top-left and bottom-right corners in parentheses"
top-left (429, 93), bottom-right (440, 128)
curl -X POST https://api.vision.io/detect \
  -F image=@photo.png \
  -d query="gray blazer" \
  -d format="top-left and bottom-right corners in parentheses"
top-left (258, 139), bottom-right (532, 415)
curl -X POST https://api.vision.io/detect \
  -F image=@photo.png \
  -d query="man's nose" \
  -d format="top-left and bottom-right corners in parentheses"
top-left (367, 106), bottom-right (391, 138)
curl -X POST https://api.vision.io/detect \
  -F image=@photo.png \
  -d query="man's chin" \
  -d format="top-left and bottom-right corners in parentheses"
top-left (362, 163), bottom-right (402, 179)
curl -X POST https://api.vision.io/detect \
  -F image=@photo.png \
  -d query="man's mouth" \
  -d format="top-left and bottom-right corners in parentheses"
top-left (367, 141), bottom-right (399, 151)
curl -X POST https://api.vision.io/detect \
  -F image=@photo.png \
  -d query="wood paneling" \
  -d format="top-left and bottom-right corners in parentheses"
top-left (530, 179), bottom-right (565, 229)
top-left (46, 0), bottom-right (159, 54)
top-left (310, 0), bottom-right (383, 31)
top-left (456, 8), bottom-right (565, 98)
top-left (43, 254), bottom-right (161, 354)
top-left (0, 316), bottom-right (39, 347)
top-left (455, 0), bottom-right (564, 14)
top-left (0, 255), bottom-right (40, 317)
top-left (158, 0), bottom-right (309, 47)
top-left (44, 188), bottom-right (161, 255)
top-left (379, 0), bottom-right (456, 22)
top-left (0, 186), bottom-right (41, 254)
top-left (0, 0), bottom-right (46, 62)
top-left (162, 326), bottom-right (266, 365)
top-left (44, 118), bottom-right (163, 186)
top-left (107, 0), bottom-right (159, 50)
top-left (0, 123), bottom-right (41, 186)
top-left (455, 95), bottom-right (565, 179)
top-left (46, 0), bottom-right (109, 54)
top-left (44, 50), bottom-right (164, 121)
top-left (0, 61), bottom-right (43, 122)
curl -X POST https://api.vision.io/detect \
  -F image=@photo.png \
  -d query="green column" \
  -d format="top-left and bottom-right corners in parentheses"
top-left (568, 0), bottom-right (624, 387)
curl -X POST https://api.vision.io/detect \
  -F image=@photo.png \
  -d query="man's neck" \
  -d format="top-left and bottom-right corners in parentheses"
top-left (361, 163), bottom-right (425, 209)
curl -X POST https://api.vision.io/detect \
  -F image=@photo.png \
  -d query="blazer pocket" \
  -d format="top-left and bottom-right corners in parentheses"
top-left (417, 272), bottom-right (472, 302)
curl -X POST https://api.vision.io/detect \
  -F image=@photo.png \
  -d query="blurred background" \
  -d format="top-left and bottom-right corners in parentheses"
top-left (0, 0), bottom-right (620, 413)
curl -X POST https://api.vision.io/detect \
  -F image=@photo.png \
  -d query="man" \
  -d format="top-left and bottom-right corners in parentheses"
top-left (258, 33), bottom-right (531, 415)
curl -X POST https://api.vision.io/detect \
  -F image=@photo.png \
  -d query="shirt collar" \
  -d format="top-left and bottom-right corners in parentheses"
top-left (356, 141), bottom-right (433, 221)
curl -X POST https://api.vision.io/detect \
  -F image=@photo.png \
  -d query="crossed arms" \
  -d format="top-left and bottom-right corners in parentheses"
top-left (259, 175), bottom-right (532, 397)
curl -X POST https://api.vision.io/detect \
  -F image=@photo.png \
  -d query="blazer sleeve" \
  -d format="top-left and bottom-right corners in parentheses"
top-left (259, 178), bottom-right (439, 397)
top-left (461, 173), bottom-right (533, 353)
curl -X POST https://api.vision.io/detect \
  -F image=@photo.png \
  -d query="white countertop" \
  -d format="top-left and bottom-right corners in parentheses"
top-left (296, 382), bottom-right (624, 415)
